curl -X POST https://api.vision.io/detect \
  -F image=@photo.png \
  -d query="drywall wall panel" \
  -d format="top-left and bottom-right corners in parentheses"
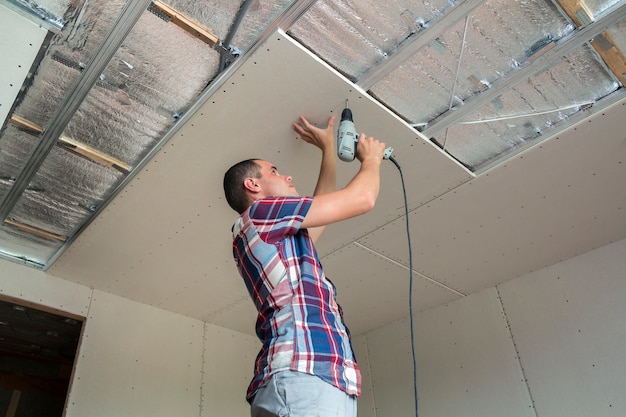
top-left (498, 238), bottom-right (626, 416)
top-left (0, 257), bottom-right (91, 317)
top-left (365, 288), bottom-right (534, 417)
top-left (0, 4), bottom-right (47, 127)
top-left (66, 289), bottom-right (204, 417)
top-left (351, 334), bottom-right (375, 417)
top-left (201, 322), bottom-right (258, 417)
top-left (363, 319), bottom-right (416, 417)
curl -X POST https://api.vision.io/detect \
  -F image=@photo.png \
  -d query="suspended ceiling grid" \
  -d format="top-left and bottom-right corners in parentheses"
top-left (0, 0), bottom-right (625, 335)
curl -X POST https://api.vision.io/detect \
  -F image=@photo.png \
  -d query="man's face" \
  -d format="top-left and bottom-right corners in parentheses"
top-left (254, 160), bottom-right (299, 197)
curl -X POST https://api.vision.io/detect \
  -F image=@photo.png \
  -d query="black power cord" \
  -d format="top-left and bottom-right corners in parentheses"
top-left (388, 155), bottom-right (418, 417)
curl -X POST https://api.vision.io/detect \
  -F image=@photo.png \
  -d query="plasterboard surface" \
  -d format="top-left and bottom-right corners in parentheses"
top-left (498, 239), bottom-right (626, 416)
top-left (0, 257), bottom-right (91, 317)
top-left (351, 334), bottom-right (375, 417)
top-left (209, 240), bottom-right (464, 337)
top-left (320, 242), bottom-right (462, 335)
top-left (49, 30), bottom-right (471, 332)
top-left (67, 290), bottom-right (204, 417)
top-left (0, 5), bottom-right (47, 127)
top-left (202, 296), bottom-right (257, 336)
top-left (201, 322), bottom-right (259, 417)
top-left (365, 288), bottom-right (533, 417)
top-left (360, 98), bottom-right (626, 294)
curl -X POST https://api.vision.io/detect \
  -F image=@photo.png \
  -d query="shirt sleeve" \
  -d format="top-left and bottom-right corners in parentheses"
top-left (249, 196), bottom-right (313, 244)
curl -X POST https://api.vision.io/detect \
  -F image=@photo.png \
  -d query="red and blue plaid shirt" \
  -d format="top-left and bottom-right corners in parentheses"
top-left (232, 196), bottom-right (361, 402)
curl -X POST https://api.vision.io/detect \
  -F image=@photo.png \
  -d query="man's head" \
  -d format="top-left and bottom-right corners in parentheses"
top-left (223, 159), bottom-right (298, 213)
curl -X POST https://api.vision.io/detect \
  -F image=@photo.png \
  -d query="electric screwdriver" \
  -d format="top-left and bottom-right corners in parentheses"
top-left (337, 100), bottom-right (393, 162)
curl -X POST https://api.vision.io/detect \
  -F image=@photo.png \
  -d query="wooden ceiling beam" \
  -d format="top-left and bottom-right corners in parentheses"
top-left (149, 0), bottom-right (219, 47)
top-left (557, 0), bottom-right (626, 85)
top-left (590, 32), bottom-right (626, 85)
top-left (9, 114), bottom-right (130, 172)
top-left (4, 219), bottom-right (67, 242)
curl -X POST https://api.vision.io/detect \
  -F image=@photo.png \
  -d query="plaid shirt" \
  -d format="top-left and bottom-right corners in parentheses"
top-left (232, 196), bottom-right (361, 402)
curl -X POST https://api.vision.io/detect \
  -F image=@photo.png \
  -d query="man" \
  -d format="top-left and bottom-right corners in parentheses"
top-left (223, 114), bottom-right (386, 417)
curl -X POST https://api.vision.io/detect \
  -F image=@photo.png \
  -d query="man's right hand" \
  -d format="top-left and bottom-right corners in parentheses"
top-left (301, 132), bottom-right (386, 230)
top-left (356, 133), bottom-right (387, 164)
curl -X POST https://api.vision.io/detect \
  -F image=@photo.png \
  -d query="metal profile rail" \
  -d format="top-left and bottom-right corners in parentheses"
top-left (357, 0), bottom-right (484, 90)
top-left (44, 0), bottom-right (321, 268)
top-left (0, 0), bottom-right (153, 223)
top-left (420, 1), bottom-right (626, 139)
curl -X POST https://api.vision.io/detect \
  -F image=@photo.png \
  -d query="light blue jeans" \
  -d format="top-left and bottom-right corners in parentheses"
top-left (250, 370), bottom-right (357, 417)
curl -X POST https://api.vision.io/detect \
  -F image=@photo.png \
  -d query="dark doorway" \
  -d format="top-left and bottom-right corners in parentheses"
top-left (0, 297), bottom-right (83, 417)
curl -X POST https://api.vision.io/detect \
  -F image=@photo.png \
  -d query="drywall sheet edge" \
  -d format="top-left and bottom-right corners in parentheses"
top-left (0, 4), bottom-right (47, 126)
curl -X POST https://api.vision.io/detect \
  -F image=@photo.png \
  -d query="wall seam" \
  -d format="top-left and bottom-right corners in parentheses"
top-left (65, 286), bottom-right (95, 413)
top-left (363, 334), bottom-right (378, 417)
top-left (199, 322), bottom-right (208, 417)
top-left (495, 285), bottom-right (540, 417)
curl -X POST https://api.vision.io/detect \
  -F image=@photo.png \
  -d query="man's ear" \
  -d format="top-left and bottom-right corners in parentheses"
top-left (243, 177), bottom-right (259, 193)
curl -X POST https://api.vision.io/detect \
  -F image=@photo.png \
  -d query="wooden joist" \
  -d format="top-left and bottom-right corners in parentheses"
top-left (9, 115), bottom-right (130, 172)
top-left (150, 0), bottom-right (219, 47)
top-left (556, 0), bottom-right (626, 85)
top-left (9, 114), bottom-right (42, 132)
top-left (4, 219), bottom-right (67, 242)
top-left (57, 135), bottom-right (130, 173)
top-left (590, 32), bottom-right (626, 86)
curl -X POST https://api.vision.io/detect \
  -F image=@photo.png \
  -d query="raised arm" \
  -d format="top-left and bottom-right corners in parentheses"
top-left (292, 115), bottom-right (337, 243)
top-left (301, 133), bottom-right (386, 230)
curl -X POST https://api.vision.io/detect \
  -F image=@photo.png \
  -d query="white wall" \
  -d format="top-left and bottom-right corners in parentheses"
top-left (0, 259), bottom-right (257, 417)
top-left (358, 238), bottom-right (626, 417)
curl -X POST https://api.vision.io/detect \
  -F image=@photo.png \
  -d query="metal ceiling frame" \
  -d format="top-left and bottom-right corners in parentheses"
top-left (474, 87), bottom-right (626, 173)
top-left (0, 0), bottom-right (153, 224)
top-left (420, 1), bottom-right (626, 138)
top-left (2, 0), bottom-right (623, 268)
top-left (42, 0), bottom-right (320, 269)
top-left (356, 0), bottom-right (484, 90)
top-left (218, 0), bottom-right (255, 71)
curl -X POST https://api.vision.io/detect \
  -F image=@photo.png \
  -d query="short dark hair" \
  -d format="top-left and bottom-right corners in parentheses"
top-left (223, 159), bottom-right (261, 214)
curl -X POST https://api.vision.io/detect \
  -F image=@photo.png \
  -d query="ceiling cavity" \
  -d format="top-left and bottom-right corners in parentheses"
top-left (0, 0), bottom-right (625, 268)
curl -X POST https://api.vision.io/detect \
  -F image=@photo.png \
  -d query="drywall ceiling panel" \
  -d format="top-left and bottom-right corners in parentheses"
top-left (498, 239), bottom-right (626, 415)
top-left (49, 30), bottom-right (471, 327)
top-left (0, 4), bottom-right (47, 134)
top-left (202, 297), bottom-right (257, 336)
top-left (361, 98), bottom-right (626, 294)
top-left (319, 242), bottom-right (463, 335)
